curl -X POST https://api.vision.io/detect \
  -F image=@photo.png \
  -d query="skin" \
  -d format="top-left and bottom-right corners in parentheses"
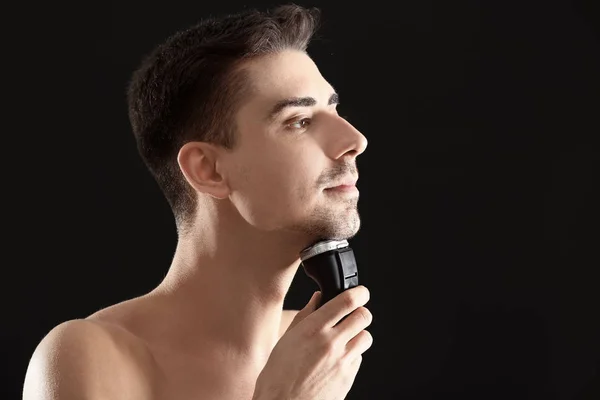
top-left (23, 49), bottom-right (368, 400)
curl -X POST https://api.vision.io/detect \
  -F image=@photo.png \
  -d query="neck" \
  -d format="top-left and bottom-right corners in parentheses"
top-left (148, 199), bottom-right (313, 367)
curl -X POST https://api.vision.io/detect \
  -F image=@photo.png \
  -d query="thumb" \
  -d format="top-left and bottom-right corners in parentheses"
top-left (286, 291), bottom-right (321, 333)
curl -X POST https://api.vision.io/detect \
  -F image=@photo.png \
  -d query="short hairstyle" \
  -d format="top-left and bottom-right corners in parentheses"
top-left (126, 4), bottom-right (321, 232)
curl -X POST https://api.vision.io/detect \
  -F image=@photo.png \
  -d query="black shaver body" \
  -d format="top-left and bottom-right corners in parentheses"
top-left (300, 239), bottom-right (359, 308)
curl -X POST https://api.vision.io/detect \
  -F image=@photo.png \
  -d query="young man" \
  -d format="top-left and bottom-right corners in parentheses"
top-left (23, 4), bottom-right (372, 399)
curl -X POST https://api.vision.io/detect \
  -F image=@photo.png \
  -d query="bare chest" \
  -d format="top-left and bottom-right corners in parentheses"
top-left (149, 351), bottom-right (260, 400)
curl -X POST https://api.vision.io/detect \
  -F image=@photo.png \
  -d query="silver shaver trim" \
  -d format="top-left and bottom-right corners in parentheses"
top-left (299, 239), bottom-right (349, 261)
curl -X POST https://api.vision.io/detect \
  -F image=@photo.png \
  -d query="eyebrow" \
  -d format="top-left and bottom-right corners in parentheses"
top-left (267, 92), bottom-right (340, 122)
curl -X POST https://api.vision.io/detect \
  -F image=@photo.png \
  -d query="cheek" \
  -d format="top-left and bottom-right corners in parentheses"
top-left (231, 151), bottom-right (320, 228)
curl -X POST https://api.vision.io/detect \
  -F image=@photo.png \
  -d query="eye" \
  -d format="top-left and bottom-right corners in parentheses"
top-left (287, 117), bottom-right (312, 131)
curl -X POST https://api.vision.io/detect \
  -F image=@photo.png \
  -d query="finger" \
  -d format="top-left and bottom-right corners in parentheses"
top-left (308, 285), bottom-right (370, 329)
top-left (347, 355), bottom-right (363, 378)
top-left (286, 291), bottom-right (321, 332)
top-left (344, 329), bottom-right (373, 361)
top-left (350, 354), bottom-right (363, 368)
top-left (333, 306), bottom-right (372, 343)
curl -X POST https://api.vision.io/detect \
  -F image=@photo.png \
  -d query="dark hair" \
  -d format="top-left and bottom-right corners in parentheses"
top-left (126, 4), bottom-right (321, 232)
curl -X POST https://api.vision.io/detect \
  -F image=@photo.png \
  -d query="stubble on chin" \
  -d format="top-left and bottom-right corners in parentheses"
top-left (298, 202), bottom-right (361, 241)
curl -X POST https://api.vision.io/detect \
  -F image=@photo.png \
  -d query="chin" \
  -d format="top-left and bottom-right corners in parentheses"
top-left (285, 205), bottom-right (361, 240)
top-left (312, 214), bottom-right (361, 241)
top-left (337, 222), bottom-right (361, 240)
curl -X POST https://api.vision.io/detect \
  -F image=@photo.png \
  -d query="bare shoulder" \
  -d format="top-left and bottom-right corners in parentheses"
top-left (23, 318), bottom-right (155, 400)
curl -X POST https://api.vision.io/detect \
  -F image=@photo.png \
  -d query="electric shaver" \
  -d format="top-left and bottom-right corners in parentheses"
top-left (300, 239), bottom-right (359, 309)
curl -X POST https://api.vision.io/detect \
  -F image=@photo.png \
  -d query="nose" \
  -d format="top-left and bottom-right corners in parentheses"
top-left (329, 115), bottom-right (368, 161)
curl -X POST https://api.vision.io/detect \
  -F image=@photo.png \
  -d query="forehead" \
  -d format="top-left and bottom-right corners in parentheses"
top-left (241, 50), bottom-right (335, 108)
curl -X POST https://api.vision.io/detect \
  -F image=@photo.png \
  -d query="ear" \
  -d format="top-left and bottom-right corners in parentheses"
top-left (177, 141), bottom-right (230, 200)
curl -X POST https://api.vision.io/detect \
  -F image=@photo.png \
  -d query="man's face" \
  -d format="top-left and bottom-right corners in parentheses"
top-left (223, 50), bottom-right (368, 241)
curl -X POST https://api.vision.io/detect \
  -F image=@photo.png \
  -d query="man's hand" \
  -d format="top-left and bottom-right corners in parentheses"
top-left (253, 285), bottom-right (373, 400)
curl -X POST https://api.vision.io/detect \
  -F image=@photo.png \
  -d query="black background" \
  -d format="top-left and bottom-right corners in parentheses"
top-left (4, 0), bottom-right (599, 399)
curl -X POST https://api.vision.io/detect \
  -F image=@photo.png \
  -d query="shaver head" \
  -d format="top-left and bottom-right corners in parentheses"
top-left (300, 239), bottom-right (350, 261)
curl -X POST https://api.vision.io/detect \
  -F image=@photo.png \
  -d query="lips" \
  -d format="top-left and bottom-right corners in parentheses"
top-left (325, 176), bottom-right (358, 190)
